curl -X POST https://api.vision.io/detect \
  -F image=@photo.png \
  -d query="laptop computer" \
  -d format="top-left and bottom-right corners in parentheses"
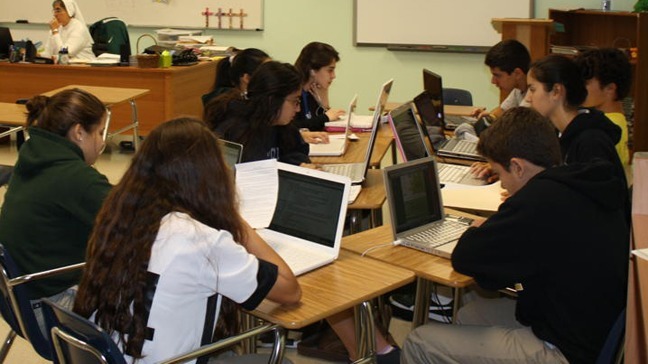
top-left (413, 89), bottom-right (485, 162)
top-left (309, 94), bottom-right (357, 157)
top-left (219, 139), bottom-right (243, 169)
top-left (320, 79), bottom-right (393, 184)
top-left (388, 103), bottom-right (486, 186)
top-left (384, 157), bottom-right (473, 259)
top-left (255, 162), bottom-right (350, 276)
top-left (0, 27), bottom-right (14, 59)
top-left (422, 69), bottom-right (475, 130)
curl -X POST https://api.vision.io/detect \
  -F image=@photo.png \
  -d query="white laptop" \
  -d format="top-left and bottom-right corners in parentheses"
top-left (255, 162), bottom-right (350, 276)
top-left (320, 79), bottom-right (394, 184)
top-left (384, 157), bottom-right (473, 259)
top-left (219, 139), bottom-right (244, 169)
top-left (309, 94), bottom-right (357, 157)
top-left (388, 103), bottom-right (486, 186)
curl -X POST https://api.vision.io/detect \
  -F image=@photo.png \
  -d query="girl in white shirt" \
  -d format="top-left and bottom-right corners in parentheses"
top-left (45, 0), bottom-right (95, 61)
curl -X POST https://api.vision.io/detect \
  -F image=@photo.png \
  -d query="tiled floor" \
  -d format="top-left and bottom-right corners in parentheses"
top-left (0, 135), bottom-right (414, 363)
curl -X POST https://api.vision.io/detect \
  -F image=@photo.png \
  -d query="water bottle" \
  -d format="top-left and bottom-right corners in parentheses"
top-left (602, 0), bottom-right (611, 11)
top-left (58, 47), bottom-right (69, 65)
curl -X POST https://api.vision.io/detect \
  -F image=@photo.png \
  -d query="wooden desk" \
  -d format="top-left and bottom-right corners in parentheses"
top-left (373, 103), bottom-right (479, 116)
top-left (311, 124), bottom-right (394, 167)
top-left (0, 102), bottom-right (26, 139)
top-left (347, 169), bottom-right (386, 233)
top-left (252, 250), bottom-right (414, 360)
top-left (341, 214), bottom-right (476, 328)
top-left (0, 62), bottom-right (217, 134)
top-left (42, 85), bottom-right (150, 149)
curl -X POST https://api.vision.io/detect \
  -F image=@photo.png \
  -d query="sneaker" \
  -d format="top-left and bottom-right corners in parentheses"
top-left (377, 346), bottom-right (401, 364)
top-left (389, 293), bottom-right (453, 323)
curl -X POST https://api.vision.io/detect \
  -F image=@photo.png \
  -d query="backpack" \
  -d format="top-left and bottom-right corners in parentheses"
top-left (89, 17), bottom-right (130, 56)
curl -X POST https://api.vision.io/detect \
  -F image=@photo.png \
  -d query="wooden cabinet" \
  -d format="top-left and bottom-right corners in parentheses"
top-left (549, 9), bottom-right (648, 155)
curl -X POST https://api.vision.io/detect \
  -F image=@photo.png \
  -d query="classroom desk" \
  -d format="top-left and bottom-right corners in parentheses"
top-left (372, 103), bottom-right (479, 116)
top-left (347, 169), bottom-right (386, 233)
top-left (252, 250), bottom-right (414, 361)
top-left (42, 85), bottom-right (149, 149)
top-left (311, 124), bottom-right (394, 168)
top-left (341, 209), bottom-right (477, 328)
top-left (0, 102), bottom-right (26, 139)
top-left (0, 61), bottom-right (217, 134)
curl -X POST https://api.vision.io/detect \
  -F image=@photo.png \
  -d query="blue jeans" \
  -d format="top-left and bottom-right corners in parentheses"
top-left (31, 285), bottom-right (78, 338)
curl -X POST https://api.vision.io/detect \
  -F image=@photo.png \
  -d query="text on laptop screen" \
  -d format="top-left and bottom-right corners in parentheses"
top-left (391, 104), bottom-right (430, 161)
top-left (388, 161), bottom-right (443, 234)
top-left (269, 170), bottom-right (344, 247)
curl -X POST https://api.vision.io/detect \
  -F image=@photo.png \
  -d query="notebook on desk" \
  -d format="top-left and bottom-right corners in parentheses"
top-left (384, 157), bottom-right (473, 259)
top-left (389, 103), bottom-right (486, 186)
top-left (320, 79), bottom-right (393, 184)
top-left (255, 162), bottom-right (350, 276)
top-left (413, 88), bottom-right (484, 162)
top-left (309, 94), bottom-right (357, 157)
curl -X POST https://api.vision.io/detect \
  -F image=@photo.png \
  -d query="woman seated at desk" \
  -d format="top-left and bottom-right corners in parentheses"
top-left (43, 0), bottom-right (95, 61)
top-left (293, 42), bottom-right (346, 131)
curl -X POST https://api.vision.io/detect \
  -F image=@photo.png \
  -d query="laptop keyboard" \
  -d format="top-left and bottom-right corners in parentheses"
top-left (453, 140), bottom-right (478, 154)
top-left (405, 220), bottom-right (469, 248)
top-left (322, 163), bottom-right (364, 182)
top-left (438, 164), bottom-right (471, 184)
top-left (267, 240), bottom-right (329, 275)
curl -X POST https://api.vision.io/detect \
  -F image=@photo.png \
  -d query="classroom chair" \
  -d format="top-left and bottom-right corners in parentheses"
top-left (0, 244), bottom-right (85, 362)
top-left (443, 88), bottom-right (473, 106)
top-left (596, 308), bottom-right (626, 364)
top-left (42, 298), bottom-right (291, 364)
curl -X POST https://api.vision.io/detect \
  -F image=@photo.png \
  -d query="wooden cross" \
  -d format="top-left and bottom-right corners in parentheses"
top-left (201, 7), bottom-right (214, 28)
top-left (215, 7), bottom-right (226, 29)
top-left (238, 8), bottom-right (248, 29)
top-left (226, 8), bottom-right (235, 29)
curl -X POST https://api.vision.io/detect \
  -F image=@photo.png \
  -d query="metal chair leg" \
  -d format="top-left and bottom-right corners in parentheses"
top-left (0, 330), bottom-right (17, 363)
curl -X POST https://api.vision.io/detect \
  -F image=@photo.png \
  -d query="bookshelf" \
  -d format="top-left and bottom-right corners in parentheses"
top-left (549, 9), bottom-right (648, 156)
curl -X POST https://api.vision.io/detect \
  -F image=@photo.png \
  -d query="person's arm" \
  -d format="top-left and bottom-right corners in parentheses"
top-left (240, 221), bottom-right (301, 305)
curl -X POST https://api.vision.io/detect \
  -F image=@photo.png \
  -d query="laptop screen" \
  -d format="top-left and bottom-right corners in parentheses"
top-left (0, 27), bottom-right (14, 59)
top-left (386, 158), bottom-right (443, 234)
top-left (219, 139), bottom-right (243, 169)
top-left (389, 103), bottom-right (431, 161)
top-left (269, 169), bottom-right (345, 247)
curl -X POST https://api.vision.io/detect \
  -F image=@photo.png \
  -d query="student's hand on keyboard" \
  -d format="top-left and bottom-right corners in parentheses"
top-left (302, 131), bottom-right (330, 144)
top-left (470, 162), bottom-right (499, 183)
top-left (470, 107), bottom-right (488, 118)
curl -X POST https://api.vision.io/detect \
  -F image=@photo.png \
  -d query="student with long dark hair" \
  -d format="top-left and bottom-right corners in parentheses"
top-left (74, 118), bottom-right (301, 362)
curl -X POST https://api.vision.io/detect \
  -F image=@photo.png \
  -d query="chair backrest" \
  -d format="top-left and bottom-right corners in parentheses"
top-left (0, 244), bottom-right (53, 359)
top-left (443, 88), bottom-right (473, 106)
top-left (42, 299), bottom-right (127, 364)
top-left (596, 308), bottom-right (626, 364)
top-left (89, 17), bottom-right (130, 57)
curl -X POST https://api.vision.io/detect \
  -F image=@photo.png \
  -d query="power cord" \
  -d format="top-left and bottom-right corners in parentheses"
top-left (360, 239), bottom-right (402, 257)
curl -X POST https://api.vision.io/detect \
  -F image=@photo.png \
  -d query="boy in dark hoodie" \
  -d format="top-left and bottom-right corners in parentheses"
top-left (402, 107), bottom-right (629, 364)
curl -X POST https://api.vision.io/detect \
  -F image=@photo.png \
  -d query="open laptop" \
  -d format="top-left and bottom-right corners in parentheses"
top-left (255, 162), bottom-right (350, 276)
top-left (219, 139), bottom-right (243, 169)
top-left (320, 79), bottom-right (393, 184)
top-left (413, 89), bottom-right (485, 162)
top-left (309, 94), bottom-right (357, 157)
top-left (384, 157), bottom-right (473, 259)
top-left (0, 27), bottom-right (14, 59)
top-left (388, 103), bottom-right (486, 186)
top-left (422, 69), bottom-right (475, 130)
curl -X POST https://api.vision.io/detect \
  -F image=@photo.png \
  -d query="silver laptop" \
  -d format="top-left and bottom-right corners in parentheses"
top-left (309, 94), bottom-right (357, 157)
top-left (320, 79), bottom-right (393, 184)
top-left (412, 89), bottom-right (484, 162)
top-left (256, 162), bottom-right (350, 276)
top-left (219, 139), bottom-right (244, 169)
top-left (384, 157), bottom-right (473, 259)
top-left (388, 103), bottom-right (486, 186)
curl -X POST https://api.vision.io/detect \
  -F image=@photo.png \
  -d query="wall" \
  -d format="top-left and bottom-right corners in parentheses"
top-left (1, 0), bottom-right (637, 122)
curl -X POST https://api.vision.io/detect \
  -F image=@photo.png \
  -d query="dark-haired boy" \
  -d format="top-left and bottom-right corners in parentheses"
top-left (402, 107), bottom-right (628, 364)
top-left (576, 48), bottom-right (632, 166)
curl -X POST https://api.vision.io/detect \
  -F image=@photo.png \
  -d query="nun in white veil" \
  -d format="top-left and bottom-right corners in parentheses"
top-left (45, 0), bottom-right (96, 60)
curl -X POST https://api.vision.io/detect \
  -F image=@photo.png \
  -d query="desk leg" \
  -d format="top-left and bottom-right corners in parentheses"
top-left (129, 99), bottom-right (140, 150)
top-left (451, 287), bottom-right (462, 324)
top-left (412, 277), bottom-right (431, 329)
top-left (102, 107), bottom-right (112, 142)
top-left (352, 301), bottom-right (377, 364)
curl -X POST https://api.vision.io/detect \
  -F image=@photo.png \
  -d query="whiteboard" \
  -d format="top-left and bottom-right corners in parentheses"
top-left (0, 0), bottom-right (264, 29)
top-left (355, 0), bottom-right (533, 51)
